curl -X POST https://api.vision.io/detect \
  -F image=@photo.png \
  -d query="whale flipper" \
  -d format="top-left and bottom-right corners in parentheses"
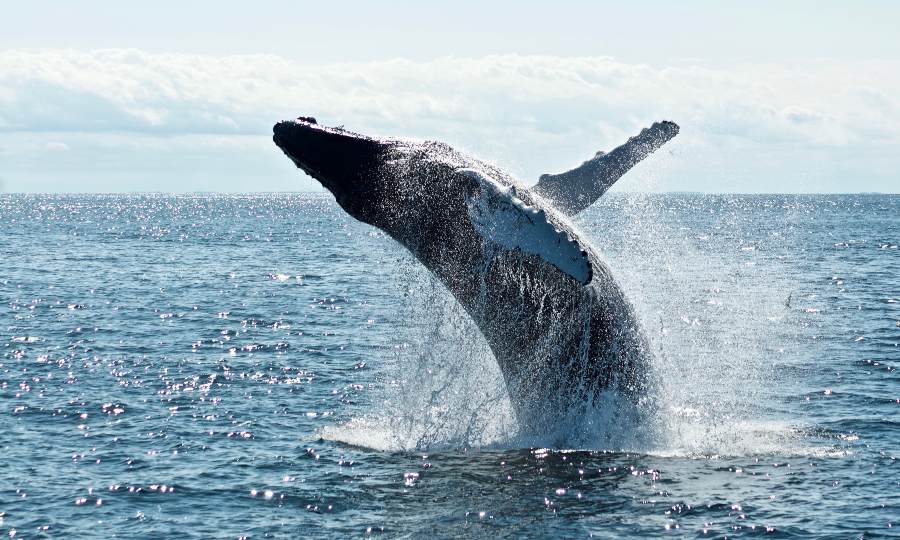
top-left (533, 121), bottom-right (679, 215)
top-left (462, 168), bottom-right (592, 284)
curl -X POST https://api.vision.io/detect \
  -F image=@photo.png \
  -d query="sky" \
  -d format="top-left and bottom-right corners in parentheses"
top-left (1, 0), bottom-right (899, 193)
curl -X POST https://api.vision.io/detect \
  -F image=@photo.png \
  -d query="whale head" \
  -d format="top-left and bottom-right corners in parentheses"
top-left (273, 117), bottom-right (473, 244)
top-left (272, 117), bottom-right (583, 265)
top-left (273, 117), bottom-right (392, 223)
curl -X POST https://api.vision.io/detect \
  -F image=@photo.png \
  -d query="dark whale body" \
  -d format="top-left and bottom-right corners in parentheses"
top-left (273, 117), bottom-right (677, 432)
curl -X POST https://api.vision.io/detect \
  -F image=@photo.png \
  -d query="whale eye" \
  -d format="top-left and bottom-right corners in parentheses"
top-left (460, 168), bottom-right (592, 284)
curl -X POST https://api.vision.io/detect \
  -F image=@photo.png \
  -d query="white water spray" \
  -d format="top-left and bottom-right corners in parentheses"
top-left (322, 193), bottom-right (812, 456)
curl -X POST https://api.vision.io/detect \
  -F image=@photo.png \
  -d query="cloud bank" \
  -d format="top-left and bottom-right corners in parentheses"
top-left (1, 49), bottom-right (898, 192)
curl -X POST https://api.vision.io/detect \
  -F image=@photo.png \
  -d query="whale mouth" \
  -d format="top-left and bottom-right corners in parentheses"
top-left (272, 117), bottom-right (364, 188)
top-left (272, 116), bottom-right (385, 213)
top-left (272, 117), bottom-right (322, 170)
top-left (272, 120), bottom-right (325, 184)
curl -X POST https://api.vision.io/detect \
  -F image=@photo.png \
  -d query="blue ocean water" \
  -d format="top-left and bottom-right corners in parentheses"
top-left (0, 193), bottom-right (897, 539)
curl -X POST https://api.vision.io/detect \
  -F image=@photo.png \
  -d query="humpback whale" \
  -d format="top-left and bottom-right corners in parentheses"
top-left (273, 117), bottom-right (678, 433)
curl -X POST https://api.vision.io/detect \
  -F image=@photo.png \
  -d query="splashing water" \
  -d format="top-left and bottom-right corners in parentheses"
top-left (322, 193), bottom-right (820, 458)
top-left (320, 259), bottom-right (516, 451)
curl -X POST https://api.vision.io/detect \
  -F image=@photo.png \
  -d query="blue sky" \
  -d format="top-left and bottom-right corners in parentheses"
top-left (1, 1), bottom-right (899, 193)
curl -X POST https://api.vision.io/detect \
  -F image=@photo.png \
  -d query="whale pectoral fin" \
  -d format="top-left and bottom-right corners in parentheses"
top-left (533, 120), bottom-right (679, 215)
top-left (461, 168), bottom-right (592, 285)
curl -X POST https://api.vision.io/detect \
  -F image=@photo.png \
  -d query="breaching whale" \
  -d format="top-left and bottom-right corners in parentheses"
top-left (273, 117), bottom-right (678, 432)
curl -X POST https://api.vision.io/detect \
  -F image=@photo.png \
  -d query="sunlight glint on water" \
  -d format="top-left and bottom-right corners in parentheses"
top-left (0, 193), bottom-right (897, 538)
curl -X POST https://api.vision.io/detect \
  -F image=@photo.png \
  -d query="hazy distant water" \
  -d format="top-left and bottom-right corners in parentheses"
top-left (1, 193), bottom-right (897, 539)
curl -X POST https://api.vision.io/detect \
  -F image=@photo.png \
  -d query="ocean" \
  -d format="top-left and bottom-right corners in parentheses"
top-left (1, 193), bottom-right (897, 538)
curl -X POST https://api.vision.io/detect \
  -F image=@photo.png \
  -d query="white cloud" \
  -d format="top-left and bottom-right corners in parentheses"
top-left (1, 49), bottom-right (899, 192)
top-left (44, 141), bottom-right (69, 151)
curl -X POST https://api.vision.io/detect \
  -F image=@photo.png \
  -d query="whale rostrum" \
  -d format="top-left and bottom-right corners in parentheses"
top-left (273, 117), bottom-right (678, 432)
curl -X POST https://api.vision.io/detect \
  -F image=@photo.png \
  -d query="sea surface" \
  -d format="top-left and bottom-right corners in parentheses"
top-left (1, 193), bottom-right (897, 539)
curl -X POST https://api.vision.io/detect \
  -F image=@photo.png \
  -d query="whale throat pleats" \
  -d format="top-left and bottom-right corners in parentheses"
top-left (461, 168), bottom-right (592, 285)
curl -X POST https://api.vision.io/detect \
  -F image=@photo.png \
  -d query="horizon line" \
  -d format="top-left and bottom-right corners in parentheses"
top-left (1, 191), bottom-right (897, 196)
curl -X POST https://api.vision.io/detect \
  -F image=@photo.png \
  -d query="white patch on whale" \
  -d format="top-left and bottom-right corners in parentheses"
top-left (461, 168), bottom-right (592, 284)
